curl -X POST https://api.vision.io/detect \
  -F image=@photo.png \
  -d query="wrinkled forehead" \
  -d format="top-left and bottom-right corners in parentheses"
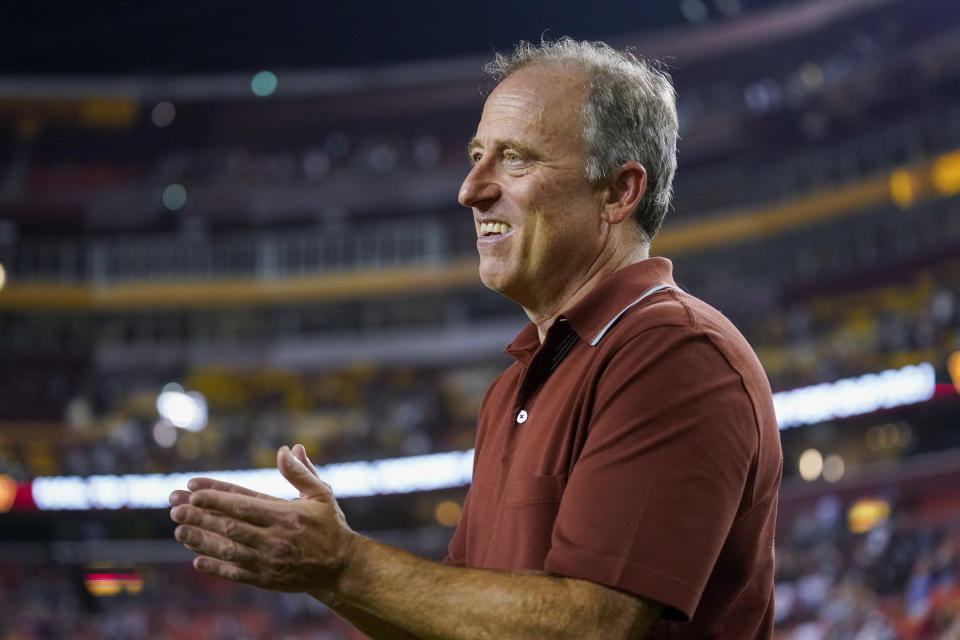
top-left (478, 64), bottom-right (590, 146)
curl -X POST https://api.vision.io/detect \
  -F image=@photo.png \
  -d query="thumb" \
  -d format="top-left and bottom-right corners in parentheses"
top-left (292, 443), bottom-right (320, 478)
top-left (278, 445), bottom-right (332, 500)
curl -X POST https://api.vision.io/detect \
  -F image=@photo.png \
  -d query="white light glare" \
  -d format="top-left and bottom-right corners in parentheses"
top-left (680, 0), bottom-right (709, 23)
top-left (798, 449), bottom-right (823, 481)
top-left (822, 454), bottom-right (845, 483)
top-left (156, 389), bottom-right (208, 432)
top-left (153, 420), bottom-right (178, 447)
top-left (774, 363), bottom-right (935, 430)
top-left (31, 449), bottom-right (475, 510)
top-left (0, 262), bottom-right (6, 291)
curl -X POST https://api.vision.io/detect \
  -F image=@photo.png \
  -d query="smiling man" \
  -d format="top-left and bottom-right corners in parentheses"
top-left (170, 38), bottom-right (782, 639)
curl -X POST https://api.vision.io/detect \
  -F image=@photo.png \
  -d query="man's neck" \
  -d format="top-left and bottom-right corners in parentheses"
top-left (525, 244), bottom-right (650, 343)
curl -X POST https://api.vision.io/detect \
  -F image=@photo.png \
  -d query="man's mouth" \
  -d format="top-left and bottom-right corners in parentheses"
top-left (478, 221), bottom-right (513, 237)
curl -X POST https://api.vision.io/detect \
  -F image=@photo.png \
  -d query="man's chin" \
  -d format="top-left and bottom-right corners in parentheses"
top-left (477, 268), bottom-right (505, 294)
top-left (478, 265), bottom-right (511, 295)
top-left (478, 268), bottom-right (529, 308)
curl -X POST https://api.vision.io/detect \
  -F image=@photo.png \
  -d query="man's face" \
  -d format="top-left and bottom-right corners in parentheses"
top-left (458, 65), bottom-right (608, 311)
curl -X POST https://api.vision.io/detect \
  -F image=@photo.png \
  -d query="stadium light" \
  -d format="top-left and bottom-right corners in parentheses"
top-left (948, 351), bottom-right (960, 394)
top-left (932, 150), bottom-right (960, 196)
top-left (889, 168), bottom-right (916, 209)
top-left (680, 0), bottom-right (709, 23)
top-left (798, 449), bottom-right (823, 481)
top-left (251, 71), bottom-right (278, 97)
top-left (822, 454), bottom-right (845, 483)
top-left (0, 474), bottom-right (15, 513)
top-left (156, 388), bottom-right (207, 432)
top-left (161, 184), bottom-right (187, 211)
top-left (151, 101), bottom-right (175, 127)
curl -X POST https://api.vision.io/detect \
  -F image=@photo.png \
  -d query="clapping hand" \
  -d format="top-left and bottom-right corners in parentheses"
top-left (169, 444), bottom-right (358, 593)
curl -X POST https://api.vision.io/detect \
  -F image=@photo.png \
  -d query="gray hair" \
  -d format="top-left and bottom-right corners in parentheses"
top-left (484, 37), bottom-right (678, 241)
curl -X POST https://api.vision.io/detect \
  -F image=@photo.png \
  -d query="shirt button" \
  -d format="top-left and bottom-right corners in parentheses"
top-left (516, 410), bottom-right (528, 424)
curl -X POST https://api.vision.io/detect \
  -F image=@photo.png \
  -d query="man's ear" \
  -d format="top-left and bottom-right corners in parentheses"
top-left (601, 161), bottom-right (647, 226)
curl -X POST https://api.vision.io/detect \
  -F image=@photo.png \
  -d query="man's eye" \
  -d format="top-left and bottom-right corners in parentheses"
top-left (504, 151), bottom-right (520, 162)
top-left (470, 152), bottom-right (482, 163)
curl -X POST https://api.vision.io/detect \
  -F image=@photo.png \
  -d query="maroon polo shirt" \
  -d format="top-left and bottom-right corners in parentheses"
top-left (445, 257), bottom-right (782, 639)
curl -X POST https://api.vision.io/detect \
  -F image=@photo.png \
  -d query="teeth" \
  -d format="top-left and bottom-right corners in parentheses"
top-left (479, 222), bottom-right (512, 236)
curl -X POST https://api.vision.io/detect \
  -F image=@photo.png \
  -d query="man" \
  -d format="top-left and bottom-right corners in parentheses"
top-left (170, 38), bottom-right (782, 638)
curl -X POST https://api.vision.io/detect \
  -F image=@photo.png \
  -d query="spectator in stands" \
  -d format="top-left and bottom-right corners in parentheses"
top-left (169, 37), bottom-right (781, 639)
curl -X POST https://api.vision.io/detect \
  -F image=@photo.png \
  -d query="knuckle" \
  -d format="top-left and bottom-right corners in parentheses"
top-left (224, 564), bottom-right (243, 582)
top-left (233, 503), bottom-right (250, 520)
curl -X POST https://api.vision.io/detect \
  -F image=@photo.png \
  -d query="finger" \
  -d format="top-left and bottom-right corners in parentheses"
top-left (169, 489), bottom-right (192, 507)
top-left (186, 477), bottom-right (282, 502)
top-left (278, 446), bottom-right (334, 500)
top-left (192, 555), bottom-right (265, 588)
top-left (188, 490), bottom-right (277, 527)
top-left (174, 524), bottom-right (261, 567)
top-left (171, 504), bottom-right (266, 548)
top-left (292, 443), bottom-right (320, 478)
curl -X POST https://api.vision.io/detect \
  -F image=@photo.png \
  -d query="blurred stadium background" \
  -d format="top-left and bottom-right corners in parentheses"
top-left (2, 0), bottom-right (960, 637)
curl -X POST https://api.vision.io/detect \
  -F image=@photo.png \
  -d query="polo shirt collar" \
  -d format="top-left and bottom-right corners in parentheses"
top-left (504, 257), bottom-right (677, 364)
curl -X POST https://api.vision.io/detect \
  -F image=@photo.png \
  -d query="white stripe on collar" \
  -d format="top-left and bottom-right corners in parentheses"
top-left (589, 283), bottom-right (676, 346)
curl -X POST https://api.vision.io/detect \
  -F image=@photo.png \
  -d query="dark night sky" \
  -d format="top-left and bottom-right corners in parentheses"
top-left (0, 1), bottom-right (789, 75)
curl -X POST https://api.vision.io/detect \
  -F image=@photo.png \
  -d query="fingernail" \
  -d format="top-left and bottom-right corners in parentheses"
top-left (175, 526), bottom-right (192, 543)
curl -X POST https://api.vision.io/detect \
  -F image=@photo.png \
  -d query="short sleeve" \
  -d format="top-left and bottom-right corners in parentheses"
top-left (544, 327), bottom-right (759, 621)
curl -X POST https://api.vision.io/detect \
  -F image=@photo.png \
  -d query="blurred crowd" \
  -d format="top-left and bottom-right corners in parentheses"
top-left (755, 258), bottom-right (960, 391)
top-left (774, 489), bottom-right (960, 639)
top-left (0, 361), bottom-right (495, 479)
top-left (0, 563), bottom-right (366, 640)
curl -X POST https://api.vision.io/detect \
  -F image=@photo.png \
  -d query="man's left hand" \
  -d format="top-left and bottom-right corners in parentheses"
top-left (169, 444), bottom-right (357, 593)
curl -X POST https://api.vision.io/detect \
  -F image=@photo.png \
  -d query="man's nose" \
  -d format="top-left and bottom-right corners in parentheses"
top-left (458, 161), bottom-right (500, 209)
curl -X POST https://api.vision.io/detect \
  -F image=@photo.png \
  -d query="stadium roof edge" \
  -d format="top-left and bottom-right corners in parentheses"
top-left (0, 0), bottom-right (899, 101)
top-left (0, 56), bottom-right (490, 102)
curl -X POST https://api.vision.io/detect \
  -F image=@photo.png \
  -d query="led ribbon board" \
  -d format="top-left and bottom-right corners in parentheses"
top-left (773, 362), bottom-right (935, 430)
top-left (31, 449), bottom-right (475, 511)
